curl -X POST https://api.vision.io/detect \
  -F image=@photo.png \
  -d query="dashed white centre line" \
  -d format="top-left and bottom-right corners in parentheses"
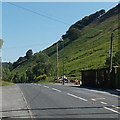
top-left (52, 88), bottom-right (61, 92)
top-left (44, 86), bottom-right (49, 88)
top-left (104, 107), bottom-right (120, 114)
top-left (67, 93), bottom-right (88, 102)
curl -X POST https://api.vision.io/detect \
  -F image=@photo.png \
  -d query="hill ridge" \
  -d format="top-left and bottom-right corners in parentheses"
top-left (2, 3), bottom-right (120, 82)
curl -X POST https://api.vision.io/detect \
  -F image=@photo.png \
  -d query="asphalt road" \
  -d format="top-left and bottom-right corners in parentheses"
top-left (2, 85), bottom-right (31, 118)
top-left (18, 83), bottom-right (120, 119)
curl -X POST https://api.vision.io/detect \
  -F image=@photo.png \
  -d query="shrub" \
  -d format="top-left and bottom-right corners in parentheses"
top-left (36, 74), bottom-right (47, 81)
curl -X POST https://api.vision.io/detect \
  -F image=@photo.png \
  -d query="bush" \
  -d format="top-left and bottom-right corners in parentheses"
top-left (36, 74), bottom-right (47, 81)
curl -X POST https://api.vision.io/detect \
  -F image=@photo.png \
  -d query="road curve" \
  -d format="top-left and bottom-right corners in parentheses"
top-left (18, 83), bottom-right (119, 118)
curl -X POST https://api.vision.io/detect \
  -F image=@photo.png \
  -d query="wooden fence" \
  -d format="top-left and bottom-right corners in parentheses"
top-left (81, 67), bottom-right (120, 89)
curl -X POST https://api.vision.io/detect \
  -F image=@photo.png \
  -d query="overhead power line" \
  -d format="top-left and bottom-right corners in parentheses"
top-left (3, 42), bottom-right (48, 50)
top-left (7, 2), bottom-right (70, 26)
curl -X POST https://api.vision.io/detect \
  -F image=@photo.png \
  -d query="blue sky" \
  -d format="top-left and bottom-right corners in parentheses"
top-left (2, 2), bottom-right (118, 62)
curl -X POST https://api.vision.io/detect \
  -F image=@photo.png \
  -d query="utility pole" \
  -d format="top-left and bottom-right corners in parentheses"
top-left (58, 37), bottom-right (64, 85)
top-left (109, 32), bottom-right (114, 73)
top-left (0, 39), bottom-right (3, 81)
top-left (56, 38), bottom-right (64, 85)
top-left (62, 39), bottom-right (65, 85)
top-left (56, 43), bottom-right (59, 79)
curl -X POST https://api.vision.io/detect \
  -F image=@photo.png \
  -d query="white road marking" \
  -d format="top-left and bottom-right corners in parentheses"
top-left (52, 88), bottom-right (61, 92)
top-left (67, 93), bottom-right (88, 101)
top-left (44, 86), bottom-right (49, 88)
top-left (18, 85), bottom-right (33, 118)
top-left (104, 107), bottom-right (120, 114)
top-left (38, 84), bottom-right (41, 86)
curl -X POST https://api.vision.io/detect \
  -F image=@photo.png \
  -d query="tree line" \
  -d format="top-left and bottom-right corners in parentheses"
top-left (2, 49), bottom-right (52, 83)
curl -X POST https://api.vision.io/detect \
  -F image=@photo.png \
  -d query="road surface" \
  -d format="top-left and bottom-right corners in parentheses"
top-left (17, 83), bottom-right (120, 119)
top-left (2, 85), bottom-right (31, 118)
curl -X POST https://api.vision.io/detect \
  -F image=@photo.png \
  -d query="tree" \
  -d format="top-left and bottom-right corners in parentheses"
top-left (20, 74), bottom-right (26, 83)
top-left (26, 68), bottom-right (34, 83)
top-left (35, 74), bottom-right (47, 82)
top-left (11, 56), bottom-right (27, 70)
top-left (13, 72), bottom-right (20, 83)
top-left (66, 28), bottom-right (81, 40)
top-left (26, 49), bottom-right (33, 59)
top-left (112, 51), bottom-right (120, 66)
top-left (32, 62), bottom-right (46, 77)
top-left (105, 51), bottom-right (120, 67)
top-left (32, 52), bottom-right (52, 77)
top-left (33, 52), bottom-right (49, 63)
top-left (8, 62), bottom-right (13, 71)
top-left (2, 68), bottom-right (12, 82)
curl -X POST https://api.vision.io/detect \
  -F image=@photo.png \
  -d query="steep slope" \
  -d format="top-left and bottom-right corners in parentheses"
top-left (44, 3), bottom-right (120, 78)
top-left (10, 4), bottom-right (120, 80)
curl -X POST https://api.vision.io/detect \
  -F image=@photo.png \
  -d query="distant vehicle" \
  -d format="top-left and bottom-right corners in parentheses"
top-left (54, 76), bottom-right (69, 83)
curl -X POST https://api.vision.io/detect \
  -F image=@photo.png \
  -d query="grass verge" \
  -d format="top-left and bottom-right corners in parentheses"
top-left (36, 77), bottom-right (55, 84)
top-left (0, 81), bottom-right (14, 86)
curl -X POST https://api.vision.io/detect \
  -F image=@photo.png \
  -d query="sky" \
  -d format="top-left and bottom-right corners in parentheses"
top-left (1, 1), bottom-right (118, 62)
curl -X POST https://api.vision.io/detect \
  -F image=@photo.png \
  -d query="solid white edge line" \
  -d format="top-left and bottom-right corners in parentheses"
top-left (104, 107), bottom-right (120, 114)
top-left (52, 88), bottom-right (61, 92)
top-left (67, 93), bottom-right (88, 101)
top-left (18, 85), bottom-right (33, 118)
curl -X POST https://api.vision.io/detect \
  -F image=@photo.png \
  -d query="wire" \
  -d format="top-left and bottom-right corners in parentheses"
top-left (3, 42), bottom-right (47, 50)
top-left (7, 2), bottom-right (70, 26)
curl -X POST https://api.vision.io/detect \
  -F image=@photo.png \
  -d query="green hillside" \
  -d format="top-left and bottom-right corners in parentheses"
top-left (44, 4), bottom-right (119, 78)
top-left (3, 4), bottom-right (120, 82)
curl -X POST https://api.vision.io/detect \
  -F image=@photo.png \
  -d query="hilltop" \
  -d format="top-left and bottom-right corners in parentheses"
top-left (43, 3), bottom-right (119, 78)
top-left (3, 3), bottom-right (120, 82)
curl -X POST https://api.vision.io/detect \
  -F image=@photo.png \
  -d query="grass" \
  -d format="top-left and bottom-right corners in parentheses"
top-left (11, 12), bottom-right (119, 80)
top-left (68, 76), bottom-right (82, 81)
top-left (49, 15), bottom-right (118, 76)
top-left (0, 81), bottom-right (14, 86)
top-left (36, 77), bottom-right (55, 84)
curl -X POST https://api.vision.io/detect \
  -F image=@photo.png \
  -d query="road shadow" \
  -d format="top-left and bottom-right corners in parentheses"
top-left (69, 85), bottom-right (120, 96)
top-left (1, 105), bottom-right (115, 112)
top-left (1, 106), bottom-right (117, 118)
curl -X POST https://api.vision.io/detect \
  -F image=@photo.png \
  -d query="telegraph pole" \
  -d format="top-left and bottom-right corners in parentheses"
top-left (109, 32), bottom-right (114, 73)
top-left (56, 43), bottom-right (59, 79)
top-left (0, 39), bottom-right (3, 81)
top-left (58, 37), bottom-right (64, 85)
top-left (56, 38), bottom-right (64, 85)
top-left (62, 39), bottom-right (65, 85)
